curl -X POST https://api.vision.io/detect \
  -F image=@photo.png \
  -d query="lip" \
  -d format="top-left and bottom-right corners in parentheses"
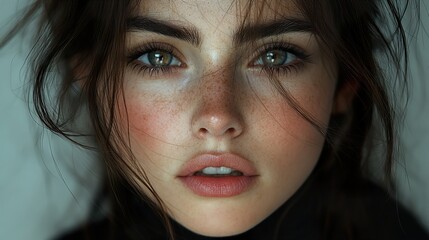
top-left (177, 153), bottom-right (258, 197)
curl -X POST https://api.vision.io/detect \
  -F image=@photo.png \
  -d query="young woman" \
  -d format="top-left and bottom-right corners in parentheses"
top-left (2, 0), bottom-right (428, 239)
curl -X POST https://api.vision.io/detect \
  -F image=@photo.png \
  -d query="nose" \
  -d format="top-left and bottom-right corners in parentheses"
top-left (191, 72), bottom-right (244, 139)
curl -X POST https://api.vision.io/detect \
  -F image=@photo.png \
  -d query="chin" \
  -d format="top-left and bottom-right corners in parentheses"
top-left (181, 220), bottom-right (256, 237)
top-left (170, 201), bottom-right (272, 237)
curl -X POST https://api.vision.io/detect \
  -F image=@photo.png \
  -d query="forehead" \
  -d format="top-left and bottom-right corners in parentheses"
top-left (136, 0), bottom-right (305, 26)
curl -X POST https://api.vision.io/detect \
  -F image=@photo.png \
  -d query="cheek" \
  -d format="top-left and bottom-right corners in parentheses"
top-left (254, 98), bottom-right (328, 162)
top-left (256, 85), bottom-right (334, 145)
top-left (250, 83), bottom-right (335, 181)
top-left (118, 92), bottom-right (186, 152)
top-left (252, 101), bottom-right (328, 203)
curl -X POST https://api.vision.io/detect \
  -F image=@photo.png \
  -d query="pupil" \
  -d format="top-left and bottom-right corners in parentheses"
top-left (149, 50), bottom-right (172, 66)
top-left (264, 50), bottom-right (287, 66)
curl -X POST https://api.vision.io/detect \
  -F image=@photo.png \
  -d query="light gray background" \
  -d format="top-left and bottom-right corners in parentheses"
top-left (1, 1), bottom-right (428, 239)
top-left (0, 1), bottom-right (101, 239)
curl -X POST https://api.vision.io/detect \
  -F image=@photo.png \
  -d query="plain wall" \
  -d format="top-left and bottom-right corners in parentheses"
top-left (395, 2), bottom-right (429, 230)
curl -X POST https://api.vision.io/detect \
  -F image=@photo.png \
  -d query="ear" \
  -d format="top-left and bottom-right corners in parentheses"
top-left (332, 79), bottom-right (359, 114)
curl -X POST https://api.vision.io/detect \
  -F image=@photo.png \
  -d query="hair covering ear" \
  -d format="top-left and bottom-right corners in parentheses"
top-left (332, 79), bottom-right (359, 114)
top-left (69, 54), bottom-right (92, 88)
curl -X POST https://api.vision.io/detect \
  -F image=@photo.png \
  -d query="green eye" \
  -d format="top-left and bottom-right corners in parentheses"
top-left (255, 49), bottom-right (297, 67)
top-left (148, 50), bottom-right (172, 66)
top-left (138, 50), bottom-right (181, 67)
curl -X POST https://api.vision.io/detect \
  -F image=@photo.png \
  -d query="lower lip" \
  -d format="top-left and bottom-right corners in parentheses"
top-left (179, 176), bottom-right (257, 197)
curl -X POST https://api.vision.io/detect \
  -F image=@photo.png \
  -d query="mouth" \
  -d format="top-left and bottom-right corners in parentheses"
top-left (177, 153), bottom-right (258, 197)
top-left (193, 166), bottom-right (244, 177)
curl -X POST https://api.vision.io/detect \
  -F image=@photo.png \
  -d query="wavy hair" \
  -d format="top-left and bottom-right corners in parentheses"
top-left (0, 0), bottom-right (416, 239)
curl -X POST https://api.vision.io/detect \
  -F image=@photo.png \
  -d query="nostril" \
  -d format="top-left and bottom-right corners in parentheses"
top-left (226, 128), bottom-right (236, 135)
top-left (199, 128), bottom-right (209, 135)
top-left (197, 127), bottom-right (238, 138)
top-left (192, 115), bottom-right (244, 139)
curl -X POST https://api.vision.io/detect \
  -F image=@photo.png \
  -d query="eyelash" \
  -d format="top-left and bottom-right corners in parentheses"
top-left (127, 42), bottom-right (183, 76)
top-left (250, 42), bottom-right (310, 76)
top-left (127, 42), bottom-right (310, 77)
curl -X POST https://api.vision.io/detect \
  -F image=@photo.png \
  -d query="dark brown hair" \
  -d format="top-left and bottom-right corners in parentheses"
top-left (0, 0), bottom-right (416, 239)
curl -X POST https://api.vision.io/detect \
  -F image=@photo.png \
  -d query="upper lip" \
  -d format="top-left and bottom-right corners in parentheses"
top-left (177, 152), bottom-right (258, 177)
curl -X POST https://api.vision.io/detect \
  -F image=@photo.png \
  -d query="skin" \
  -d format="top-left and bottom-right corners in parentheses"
top-left (118, 0), bottom-right (346, 237)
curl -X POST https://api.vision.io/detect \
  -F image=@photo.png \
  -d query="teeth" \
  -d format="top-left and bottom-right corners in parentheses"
top-left (193, 166), bottom-right (244, 176)
top-left (202, 166), bottom-right (233, 175)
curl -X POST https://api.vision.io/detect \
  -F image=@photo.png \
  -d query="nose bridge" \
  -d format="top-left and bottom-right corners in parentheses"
top-left (201, 68), bottom-right (235, 109)
top-left (192, 67), bottom-right (244, 139)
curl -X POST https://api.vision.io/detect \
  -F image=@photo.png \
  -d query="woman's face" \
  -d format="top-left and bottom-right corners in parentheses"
top-left (121, 0), bottom-right (339, 236)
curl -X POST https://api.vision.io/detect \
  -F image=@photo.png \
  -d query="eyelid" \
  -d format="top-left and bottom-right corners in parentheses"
top-left (127, 42), bottom-right (187, 67)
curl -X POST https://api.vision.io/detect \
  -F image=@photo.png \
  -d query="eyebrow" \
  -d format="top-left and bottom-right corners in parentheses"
top-left (127, 16), bottom-right (202, 46)
top-left (127, 16), bottom-right (313, 47)
top-left (233, 18), bottom-right (314, 44)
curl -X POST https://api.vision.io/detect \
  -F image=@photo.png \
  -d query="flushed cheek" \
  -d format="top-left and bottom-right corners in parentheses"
top-left (249, 95), bottom-right (330, 187)
top-left (254, 92), bottom-right (331, 145)
top-left (260, 109), bottom-right (325, 159)
top-left (120, 93), bottom-right (189, 153)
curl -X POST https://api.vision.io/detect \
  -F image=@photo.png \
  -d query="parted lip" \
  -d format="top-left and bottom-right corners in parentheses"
top-left (177, 153), bottom-right (258, 177)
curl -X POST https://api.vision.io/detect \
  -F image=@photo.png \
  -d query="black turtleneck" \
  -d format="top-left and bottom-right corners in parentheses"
top-left (57, 179), bottom-right (429, 240)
